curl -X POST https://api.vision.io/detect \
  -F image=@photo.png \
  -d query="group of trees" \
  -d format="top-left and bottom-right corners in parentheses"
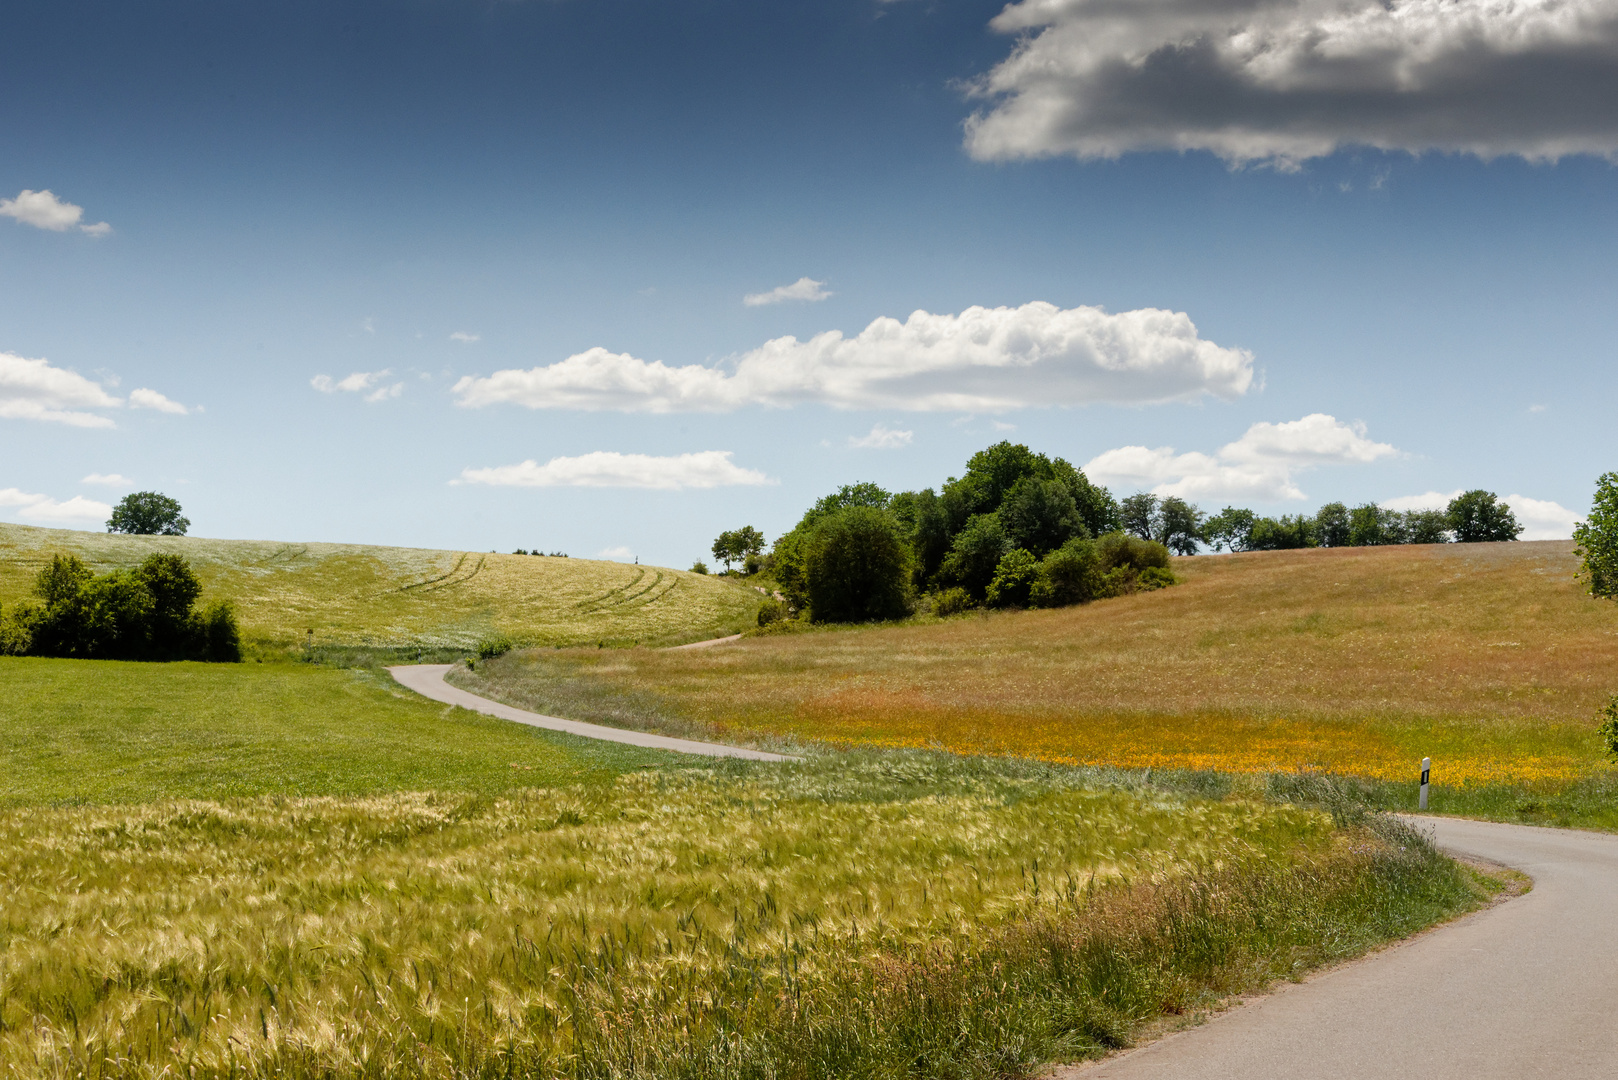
top-left (1153, 489), bottom-right (1523, 553)
top-left (755, 442), bottom-right (1173, 624)
top-left (0, 553), bottom-right (241, 661)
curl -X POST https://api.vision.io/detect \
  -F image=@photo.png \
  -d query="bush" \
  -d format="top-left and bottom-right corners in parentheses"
top-left (476, 635), bottom-right (515, 661)
top-left (938, 513), bottom-right (1012, 600)
top-left (1097, 531), bottom-right (1171, 573)
top-left (1031, 537), bottom-right (1103, 608)
top-left (756, 597), bottom-right (792, 627)
top-left (1600, 694), bottom-right (1618, 762)
top-left (985, 548), bottom-right (1040, 608)
top-left (804, 506), bottom-right (913, 623)
top-left (689, 560), bottom-right (709, 575)
top-left (931, 587), bottom-right (975, 617)
top-left (199, 600), bottom-right (244, 662)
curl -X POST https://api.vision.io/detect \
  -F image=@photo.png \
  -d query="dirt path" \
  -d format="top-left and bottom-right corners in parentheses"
top-left (388, 663), bottom-right (795, 762)
top-left (663, 632), bottom-right (744, 650)
top-left (1061, 816), bottom-right (1618, 1078)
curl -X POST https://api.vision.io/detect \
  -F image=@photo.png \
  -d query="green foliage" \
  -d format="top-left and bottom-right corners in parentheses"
top-left (895, 487), bottom-right (952, 586)
top-left (1202, 506), bottom-right (1257, 552)
top-left (985, 548), bottom-right (1040, 608)
top-left (106, 491), bottom-right (189, 536)
top-left (804, 506), bottom-right (913, 623)
top-left (1097, 531), bottom-right (1172, 574)
top-left (711, 525), bottom-right (766, 571)
top-left (1030, 537), bottom-right (1104, 608)
top-left (1315, 501), bottom-right (1352, 547)
top-left (476, 634), bottom-right (515, 661)
top-left (1348, 503), bottom-right (1399, 546)
top-left (1599, 693), bottom-right (1618, 762)
top-left (1575, 473), bottom-right (1618, 600)
top-left (16, 552), bottom-right (240, 661)
top-left (689, 560), bottom-right (709, 574)
top-left (939, 513), bottom-right (1013, 599)
top-left (756, 597), bottom-right (792, 627)
top-left (1120, 492), bottom-right (1157, 540)
top-left (1447, 490), bottom-right (1522, 543)
top-left (1248, 514), bottom-right (1318, 550)
top-left (1403, 509), bottom-right (1453, 545)
top-left (931, 586), bottom-right (975, 617)
top-left (1000, 476), bottom-right (1086, 557)
top-left (1120, 493), bottom-right (1203, 554)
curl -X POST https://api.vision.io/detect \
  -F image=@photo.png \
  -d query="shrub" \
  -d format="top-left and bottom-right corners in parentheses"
top-left (689, 560), bottom-right (709, 575)
top-left (1031, 537), bottom-right (1103, 608)
top-left (1600, 694), bottom-right (1618, 762)
top-left (0, 603), bottom-right (34, 656)
top-left (938, 513), bottom-right (1012, 600)
top-left (476, 635), bottom-right (515, 661)
top-left (985, 548), bottom-right (1040, 608)
top-left (804, 506), bottom-right (913, 623)
top-left (931, 586), bottom-right (975, 617)
top-left (756, 597), bottom-right (792, 627)
top-left (199, 600), bottom-right (243, 662)
top-left (1096, 531), bottom-right (1171, 574)
top-left (1138, 565), bottom-right (1176, 590)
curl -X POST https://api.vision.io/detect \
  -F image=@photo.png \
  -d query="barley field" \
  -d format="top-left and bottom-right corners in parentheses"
top-left (0, 756), bottom-right (1485, 1080)
top-left (456, 541), bottom-right (1618, 792)
top-left (0, 523), bottom-right (759, 651)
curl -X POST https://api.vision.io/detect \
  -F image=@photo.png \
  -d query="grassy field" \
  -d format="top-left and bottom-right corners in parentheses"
top-left (454, 540), bottom-right (1618, 820)
top-left (0, 522), bottom-right (760, 653)
top-left (0, 657), bottom-right (682, 804)
top-left (0, 753), bottom-right (1488, 1080)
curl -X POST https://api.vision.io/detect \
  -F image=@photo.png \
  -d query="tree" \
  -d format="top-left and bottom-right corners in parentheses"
top-left (1447, 490), bottom-right (1522, 543)
top-left (1157, 496), bottom-right (1204, 556)
top-left (711, 526), bottom-right (765, 572)
top-left (1000, 476), bottom-right (1085, 558)
top-left (1247, 514), bottom-right (1317, 550)
top-left (1574, 472), bottom-right (1618, 601)
top-left (1202, 507), bottom-right (1257, 552)
top-left (1315, 502), bottom-right (1351, 547)
top-left (985, 549), bottom-right (1040, 608)
top-left (1348, 503), bottom-right (1399, 546)
top-left (1120, 493), bottom-right (1158, 541)
top-left (938, 513), bottom-right (1012, 599)
top-left (803, 506), bottom-right (912, 623)
top-left (107, 491), bottom-right (189, 536)
top-left (1402, 509), bottom-right (1453, 545)
top-left (1030, 537), bottom-right (1103, 608)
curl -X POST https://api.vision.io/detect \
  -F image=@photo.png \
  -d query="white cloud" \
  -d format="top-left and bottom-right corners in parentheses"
top-left (312, 370), bottom-right (403, 402)
top-left (596, 545), bottom-right (636, 561)
top-left (1380, 489), bottom-right (1463, 512)
top-left (964, 0), bottom-right (1618, 169)
top-left (452, 302), bottom-right (1253, 414)
top-left (0, 488), bottom-right (112, 525)
top-left (744, 277), bottom-right (833, 307)
top-left (1086, 413), bottom-right (1397, 501)
top-left (82, 473), bottom-right (132, 486)
top-left (0, 351), bottom-right (121, 427)
top-left (458, 450), bottom-right (774, 490)
top-left (129, 387), bottom-right (188, 415)
top-left (0, 189), bottom-right (110, 235)
top-left (450, 331), bottom-right (481, 343)
top-left (1506, 494), bottom-right (1583, 541)
top-left (849, 423), bottom-right (914, 450)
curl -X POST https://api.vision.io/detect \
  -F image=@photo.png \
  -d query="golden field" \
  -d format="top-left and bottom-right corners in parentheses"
top-left (459, 541), bottom-right (1618, 788)
top-left (0, 522), bottom-right (759, 650)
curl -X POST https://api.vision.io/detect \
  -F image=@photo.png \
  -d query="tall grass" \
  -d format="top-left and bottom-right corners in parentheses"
top-left (0, 756), bottom-right (1487, 1079)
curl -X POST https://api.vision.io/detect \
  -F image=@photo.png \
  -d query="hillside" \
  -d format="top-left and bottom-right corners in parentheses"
top-left (457, 540), bottom-right (1618, 789)
top-left (0, 523), bottom-right (759, 650)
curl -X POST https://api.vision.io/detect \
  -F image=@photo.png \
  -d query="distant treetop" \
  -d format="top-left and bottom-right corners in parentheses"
top-left (107, 492), bottom-right (190, 536)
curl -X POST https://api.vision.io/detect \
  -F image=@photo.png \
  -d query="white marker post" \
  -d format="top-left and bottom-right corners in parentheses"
top-left (1419, 757), bottom-right (1431, 811)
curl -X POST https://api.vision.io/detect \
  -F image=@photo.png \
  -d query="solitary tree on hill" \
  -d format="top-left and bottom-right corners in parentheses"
top-left (107, 492), bottom-right (189, 536)
top-left (1446, 490), bottom-right (1521, 543)
top-left (1575, 473), bottom-right (1618, 601)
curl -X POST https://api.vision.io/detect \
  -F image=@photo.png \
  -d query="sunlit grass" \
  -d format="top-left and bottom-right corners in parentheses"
top-left (456, 541), bottom-right (1618, 792)
top-left (0, 757), bottom-right (1487, 1079)
top-left (0, 522), bottom-right (759, 652)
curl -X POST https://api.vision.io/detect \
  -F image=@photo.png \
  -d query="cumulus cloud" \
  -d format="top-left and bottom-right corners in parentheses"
top-left (129, 388), bottom-right (188, 415)
top-left (0, 351), bottom-right (121, 427)
top-left (0, 189), bottom-right (111, 235)
top-left (450, 331), bottom-right (480, 343)
top-left (82, 473), bottom-right (132, 486)
top-left (1085, 413), bottom-right (1397, 501)
top-left (1383, 488), bottom-right (1582, 539)
top-left (0, 488), bottom-right (113, 525)
top-left (744, 277), bottom-right (833, 306)
top-left (964, 0), bottom-right (1618, 168)
top-left (849, 423), bottom-right (914, 449)
top-left (311, 370), bottom-right (403, 402)
top-left (458, 450), bottom-right (773, 491)
top-left (596, 545), bottom-right (636, 561)
top-left (452, 302), bottom-right (1252, 414)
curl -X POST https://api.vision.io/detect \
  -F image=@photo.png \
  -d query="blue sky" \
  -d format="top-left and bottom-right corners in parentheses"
top-left (3, 0), bottom-right (1615, 562)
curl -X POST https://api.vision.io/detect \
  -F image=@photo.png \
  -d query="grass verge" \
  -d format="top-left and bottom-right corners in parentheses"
top-left (0, 754), bottom-right (1493, 1080)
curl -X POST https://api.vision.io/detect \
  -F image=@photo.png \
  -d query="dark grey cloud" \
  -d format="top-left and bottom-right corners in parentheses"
top-left (965, 0), bottom-right (1618, 166)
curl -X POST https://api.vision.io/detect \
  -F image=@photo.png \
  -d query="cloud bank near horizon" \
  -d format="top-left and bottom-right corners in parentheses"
top-left (965, 0), bottom-right (1618, 168)
top-left (0, 487), bottom-right (112, 525)
top-left (452, 302), bottom-right (1254, 413)
top-left (458, 450), bottom-right (773, 491)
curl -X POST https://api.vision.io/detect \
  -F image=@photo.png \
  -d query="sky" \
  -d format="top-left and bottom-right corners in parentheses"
top-left (3, 0), bottom-right (1616, 564)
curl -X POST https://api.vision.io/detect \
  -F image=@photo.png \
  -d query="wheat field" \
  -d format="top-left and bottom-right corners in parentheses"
top-left (0, 523), bottom-right (759, 650)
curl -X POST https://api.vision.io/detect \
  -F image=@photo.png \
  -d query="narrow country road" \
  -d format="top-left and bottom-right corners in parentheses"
top-left (1063, 816), bottom-right (1618, 1078)
top-left (388, 663), bottom-right (795, 762)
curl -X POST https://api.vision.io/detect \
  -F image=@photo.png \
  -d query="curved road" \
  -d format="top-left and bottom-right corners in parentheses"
top-left (1065, 816), bottom-right (1618, 1078)
top-left (389, 663), bottom-right (795, 762)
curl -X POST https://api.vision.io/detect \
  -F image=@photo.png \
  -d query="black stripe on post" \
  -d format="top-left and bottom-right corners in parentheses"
top-left (1421, 768), bottom-right (1430, 785)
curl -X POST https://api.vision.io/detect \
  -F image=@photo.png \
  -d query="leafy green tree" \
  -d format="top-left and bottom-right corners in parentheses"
top-left (1574, 472), bottom-right (1618, 600)
top-left (1598, 693), bottom-right (1618, 762)
top-left (985, 549), bottom-right (1040, 608)
top-left (1120, 493), bottom-right (1158, 541)
top-left (892, 488), bottom-right (952, 586)
top-left (1157, 496), bottom-right (1204, 556)
top-left (138, 553), bottom-right (204, 658)
top-left (1348, 503), bottom-right (1399, 546)
top-left (1247, 514), bottom-right (1317, 550)
top-left (107, 491), bottom-right (189, 536)
top-left (1315, 502), bottom-right (1351, 547)
top-left (1050, 457), bottom-right (1121, 537)
top-left (19, 552), bottom-right (238, 661)
top-left (938, 513), bottom-right (1012, 599)
top-left (1402, 509), bottom-right (1453, 545)
top-left (1202, 507), bottom-right (1257, 552)
top-left (711, 526), bottom-right (766, 572)
top-left (803, 506), bottom-right (912, 623)
top-left (1000, 476), bottom-right (1085, 558)
top-left (1447, 490), bottom-right (1522, 543)
top-left (1030, 537), bottom-right (1103, 608)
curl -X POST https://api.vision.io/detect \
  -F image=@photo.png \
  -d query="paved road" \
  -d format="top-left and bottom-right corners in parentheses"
top-left (1063, 816), bottom-right (1618, 1078)
top-left (388, 663), bottom-right (796, 762)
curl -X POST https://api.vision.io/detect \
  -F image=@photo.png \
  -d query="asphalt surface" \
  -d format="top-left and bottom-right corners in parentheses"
top-left (388, 663), bottom-right (796, 762)
top-left (1063, 816), bottom-right (1618, 1078)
